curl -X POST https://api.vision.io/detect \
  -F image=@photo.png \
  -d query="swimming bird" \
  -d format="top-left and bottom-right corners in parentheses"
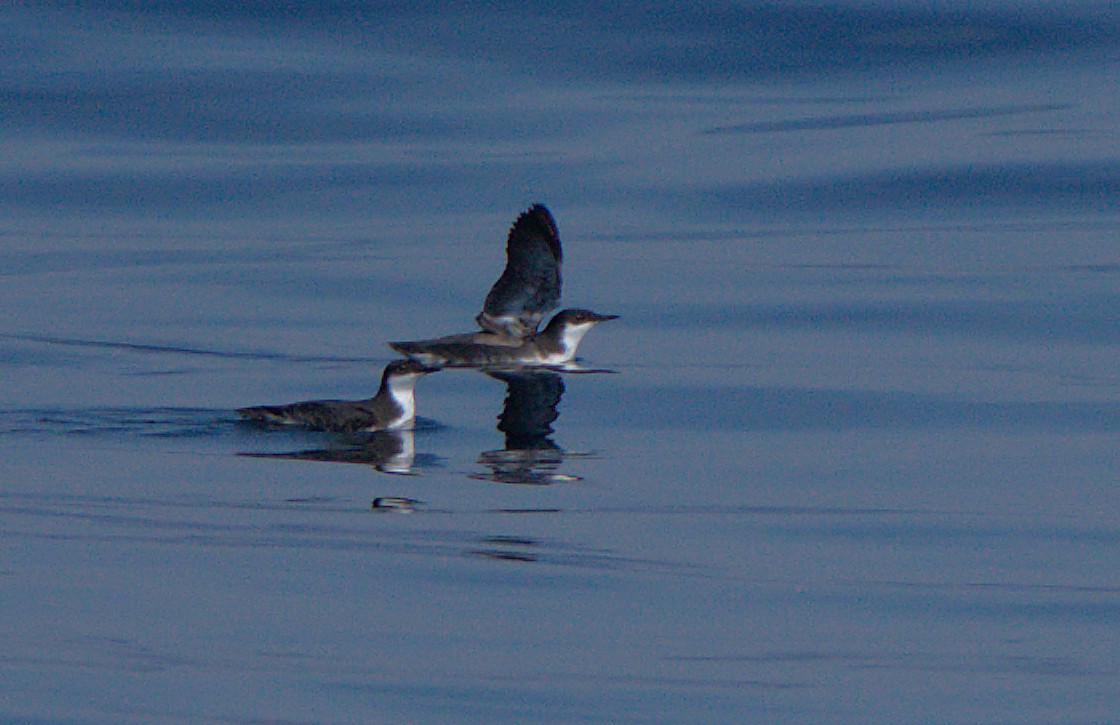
top-left (236, 359), bottom-right (436, 432)
top-left (391, 204), bottom-right (616, 367)
top-left (390, 308), bottom-right (617, 368)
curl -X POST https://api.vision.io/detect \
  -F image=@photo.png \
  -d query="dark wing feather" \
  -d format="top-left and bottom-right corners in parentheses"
top-left (477, 204), bottom-right (562, 337)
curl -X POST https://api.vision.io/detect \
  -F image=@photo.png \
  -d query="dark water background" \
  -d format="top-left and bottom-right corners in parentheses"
top-left (3, 2), bottom-right (1120, 723)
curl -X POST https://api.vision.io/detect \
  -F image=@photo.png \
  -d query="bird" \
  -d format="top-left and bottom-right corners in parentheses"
top-left (390, 308), bottom-right (617, 368)
top-left (390, 204), bottom-right (616, 367)
top-left (236, 359), bottom-right (436, 433)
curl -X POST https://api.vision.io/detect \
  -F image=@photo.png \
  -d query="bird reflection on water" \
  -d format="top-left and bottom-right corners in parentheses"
top-left (472, 369), bottom-right (582, 486)
top-left (239, 429), bottom-right (420, 475)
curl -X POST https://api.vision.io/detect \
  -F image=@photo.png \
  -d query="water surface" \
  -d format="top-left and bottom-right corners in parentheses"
top-left (3, 2), bottom-right (1120, 723)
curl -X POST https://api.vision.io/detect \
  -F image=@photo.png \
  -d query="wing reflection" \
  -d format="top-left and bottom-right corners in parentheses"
top-left (240, 429), bottom-right (417, 475)
top-left (473, 370), bottom-right (581, 485)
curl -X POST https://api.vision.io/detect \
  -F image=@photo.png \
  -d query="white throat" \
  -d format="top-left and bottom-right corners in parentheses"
top-left (541, 322), bottom-right (594, 364)
top-left (385, 373), bottom-right (420, 428)
top-left (561, 323), bottom-right (594, 352)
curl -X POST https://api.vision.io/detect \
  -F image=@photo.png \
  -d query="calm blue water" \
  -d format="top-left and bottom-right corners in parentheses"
top-left (3, 3), bottom-right (1120, 723)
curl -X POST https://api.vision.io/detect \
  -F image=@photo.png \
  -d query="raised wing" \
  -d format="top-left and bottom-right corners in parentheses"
top-left (476, 204), bottom-right (562, 339)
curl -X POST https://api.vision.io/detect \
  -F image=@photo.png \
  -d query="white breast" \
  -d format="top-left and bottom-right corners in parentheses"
top-left (385, 374), bottom-right (419, 428)
top-left (556, 323), bottom-right (594, 360)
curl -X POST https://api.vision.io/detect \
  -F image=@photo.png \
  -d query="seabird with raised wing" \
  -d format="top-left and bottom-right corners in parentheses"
top-left (391, 205), bottom-right (615, 367)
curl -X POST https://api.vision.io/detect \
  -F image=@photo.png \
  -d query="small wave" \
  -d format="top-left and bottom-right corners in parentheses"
top-left (0, 407), bottom-right (236, 439)
top-left (0, 332), bottom-right (379, 364)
